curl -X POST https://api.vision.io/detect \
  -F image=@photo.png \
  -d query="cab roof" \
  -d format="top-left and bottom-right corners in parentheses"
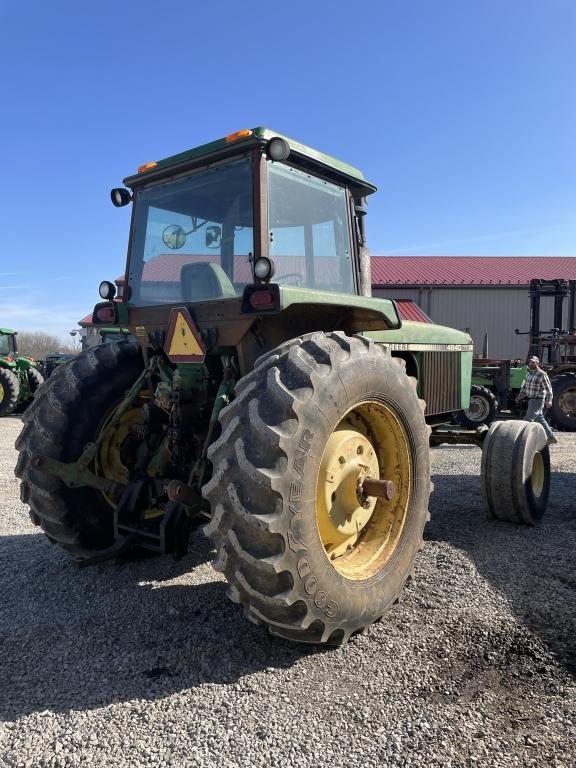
top-left (123, 127), bottom-right (377, 195)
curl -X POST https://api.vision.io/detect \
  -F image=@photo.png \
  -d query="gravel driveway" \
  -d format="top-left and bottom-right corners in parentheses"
top-left (0, 416), bottom-right (574, 767)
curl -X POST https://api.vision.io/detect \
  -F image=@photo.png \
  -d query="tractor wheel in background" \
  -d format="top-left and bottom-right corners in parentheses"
top-left (203, 331), bottom-right (431, 645)
top-left (481, 420), bottom-right (550, 525)
top-left (0, 368), bottom-right (20, 416)
top-left (453, 384), bottom-right (498, 429)
top-left (15, 342), bottom-right (144, 555)
top-left (27, 366), bottom-right (45, 395)
top-left (549, 373), bottom-right (576, 431)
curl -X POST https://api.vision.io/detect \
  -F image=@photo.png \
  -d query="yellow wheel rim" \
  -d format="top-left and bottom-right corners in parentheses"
top-left (0, 382), bottom-right (4, 402)
top-left (95, 397), bottom-right (161, 518)
top-left (97, 407), bottom-right (142, 489)
top-left (316, 400), bottom-right (412, 581)
top-left (531, 451), bottom-right (545, 497)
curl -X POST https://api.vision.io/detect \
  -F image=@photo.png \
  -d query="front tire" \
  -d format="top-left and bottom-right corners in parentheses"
top-left (202, 332), bottom-right (431, 644)
top-left (453, 384), bottom-right (498, 428)
top-left (549, 373), bottom-right (576, 431)
top-left (0, 368), bottom-right (19, 416)
top-left (15, 342), bottom-right (144, 555)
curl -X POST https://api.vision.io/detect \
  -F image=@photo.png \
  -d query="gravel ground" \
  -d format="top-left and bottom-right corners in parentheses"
top-left (0, 415), bottom-right (574, 768)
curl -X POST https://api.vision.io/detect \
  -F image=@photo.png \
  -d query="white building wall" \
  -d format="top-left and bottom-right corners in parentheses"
top-left (372, 286), bottom-right (564, 360)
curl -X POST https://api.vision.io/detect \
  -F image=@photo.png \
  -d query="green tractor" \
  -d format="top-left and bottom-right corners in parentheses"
top-left (0, 328), bottom-right (44, 416)
top-left (15, 128), bottom-right (550, 644)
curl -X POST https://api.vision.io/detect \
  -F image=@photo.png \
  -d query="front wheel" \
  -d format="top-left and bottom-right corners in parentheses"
top-left (202, 332), bottom-right (431, 645)
top-left (453, 384), bottom-right (498, 428)
top-left (549, 373), bottom-right (576, 431)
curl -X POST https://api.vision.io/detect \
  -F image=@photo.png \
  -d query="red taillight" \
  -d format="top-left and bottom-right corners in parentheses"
top-left (249, 290), bottom-right (276, 308)
top-left (95, 305), bottom-right (116, 323)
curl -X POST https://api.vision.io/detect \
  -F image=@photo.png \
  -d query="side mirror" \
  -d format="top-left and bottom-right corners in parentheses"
top-left (162, 225), bottom-right (187, 249)
top-left (206, 225), bottom-right (222, 249)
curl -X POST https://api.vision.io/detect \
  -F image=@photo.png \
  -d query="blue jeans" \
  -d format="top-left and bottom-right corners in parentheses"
top-left (524, 396), bottom-right (553, 438)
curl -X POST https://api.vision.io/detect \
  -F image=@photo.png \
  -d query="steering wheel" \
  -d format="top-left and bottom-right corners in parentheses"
top-left (276, 273), bottom-right (304, 286)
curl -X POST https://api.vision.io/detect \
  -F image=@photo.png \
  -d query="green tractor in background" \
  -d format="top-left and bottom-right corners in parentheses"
top-left (0, 328), bottom-right (44, 416)
top-left (15, 128), bottom-right (550, 645)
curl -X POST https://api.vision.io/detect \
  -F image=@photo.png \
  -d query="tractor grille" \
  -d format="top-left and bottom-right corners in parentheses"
top-left (421, 351), bottom-right (461, 415)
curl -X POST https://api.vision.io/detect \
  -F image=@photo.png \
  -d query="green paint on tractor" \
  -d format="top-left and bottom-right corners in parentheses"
top-left (0, 328), bottom-right (44, 416)
top-left (16, 127), bottom-right (548, 647)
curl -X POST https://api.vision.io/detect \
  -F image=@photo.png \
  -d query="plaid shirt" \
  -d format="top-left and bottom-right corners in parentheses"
top-left (519, 368), bottom-right (553, 400)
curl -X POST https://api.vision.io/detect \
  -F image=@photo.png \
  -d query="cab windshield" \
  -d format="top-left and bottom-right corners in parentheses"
top-left (128, 157), bottom-right (254, 306)
top-left (0, 335), bottom-right (15, 356)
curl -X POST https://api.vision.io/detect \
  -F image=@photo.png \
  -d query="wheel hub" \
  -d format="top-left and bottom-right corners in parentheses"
top-left (315, 402), bottom-right (412, 580)
top-left (317, 428), bottom-right (379, 549)
top-left (466, 395), bottom-right (490, 421)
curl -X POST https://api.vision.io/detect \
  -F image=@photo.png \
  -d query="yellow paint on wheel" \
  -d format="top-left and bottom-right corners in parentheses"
top-left (531, 451), bottom-right (545, 497)
top-left (316, 401), bottom-right (412, 581)
top-left (0, 382), bottom-right (4, 402)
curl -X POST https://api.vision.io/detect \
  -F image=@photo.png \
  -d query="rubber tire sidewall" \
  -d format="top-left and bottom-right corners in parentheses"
top-left (205, 333), bottom-right (431, 642)
top-left (0, 367), bottom-right (19, 416)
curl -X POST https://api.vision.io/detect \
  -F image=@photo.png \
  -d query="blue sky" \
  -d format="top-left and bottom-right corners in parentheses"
top-left (0, 0), bottom-right (574, 340)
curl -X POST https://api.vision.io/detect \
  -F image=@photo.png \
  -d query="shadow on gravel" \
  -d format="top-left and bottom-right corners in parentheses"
top-left (0, 531), bottom-right (316, 719)
top-left (427, 461), bottom-right (576, 678)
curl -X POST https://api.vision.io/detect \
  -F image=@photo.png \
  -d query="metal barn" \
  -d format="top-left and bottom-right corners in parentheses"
top-left (371, 256), bottom-right (576, 359)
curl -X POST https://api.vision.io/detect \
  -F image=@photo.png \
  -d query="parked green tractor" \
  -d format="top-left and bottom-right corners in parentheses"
top-left (15, 128), bottom-right (550, 644)
top-left (0, 328), bottom-right (44, 416)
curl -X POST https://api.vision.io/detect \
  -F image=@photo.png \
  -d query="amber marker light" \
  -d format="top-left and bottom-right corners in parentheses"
top-left (137, 161), bottom-right (158, 173)
top-left (225, 129), bottom-right (253, 143)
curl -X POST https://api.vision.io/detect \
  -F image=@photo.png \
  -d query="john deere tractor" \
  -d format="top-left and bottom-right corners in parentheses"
top-left (15, 129), bottom-right (550, 644)
top-left (0, 328), bottom-right (44, 416)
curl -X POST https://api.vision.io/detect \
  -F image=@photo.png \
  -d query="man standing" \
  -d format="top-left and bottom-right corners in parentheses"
top-left (516, 356), bottom-right (558, 444)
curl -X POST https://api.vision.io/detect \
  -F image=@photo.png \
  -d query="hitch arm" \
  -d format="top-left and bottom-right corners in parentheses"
top-left (31, 454), bottom-right (125, 497)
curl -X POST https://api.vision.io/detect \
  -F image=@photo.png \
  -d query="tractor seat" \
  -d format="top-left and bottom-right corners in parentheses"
top-left (180, 262), bottom-right (236, 302)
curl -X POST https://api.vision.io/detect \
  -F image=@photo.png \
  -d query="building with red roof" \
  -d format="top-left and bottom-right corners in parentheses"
top-left (372, 256), bottom-right (576, 358)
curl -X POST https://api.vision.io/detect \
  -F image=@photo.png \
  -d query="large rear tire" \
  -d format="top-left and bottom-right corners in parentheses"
top-left (481, 420), bottom-right (550, 525)
top-left (27, 366), bottom-right (45, 395)
top-left (202, 332), bottom-right (431, 645)
top-left (15, 342), bottom-right (144, 555)
top-left (453, 384), bottom-right (498, 429)
top-left (0, 368), bottom-right (19, 416)
top-left (549, 373), bottom-right (576, 431)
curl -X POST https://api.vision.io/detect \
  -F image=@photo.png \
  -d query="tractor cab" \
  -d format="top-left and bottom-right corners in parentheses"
top-left (105, 129), bottom-right (375, 312)
top-left (0, 329), bottom-right (17, 360)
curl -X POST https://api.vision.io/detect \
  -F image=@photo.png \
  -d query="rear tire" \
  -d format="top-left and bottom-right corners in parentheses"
top-left (15, 342), bottom-right (144, 555)
top-left (549, 373), bottom-right (576, 431)
top-left (481, 420), bottom-right (550, 525)
top-left (27, 366), bottom-right (44, 395)
top-left (203, 332), bottom-right (431, 645)
top-left (0, 368), bottom-right (19, 416)
top-left (453, 385), bottom-right (498, 428)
